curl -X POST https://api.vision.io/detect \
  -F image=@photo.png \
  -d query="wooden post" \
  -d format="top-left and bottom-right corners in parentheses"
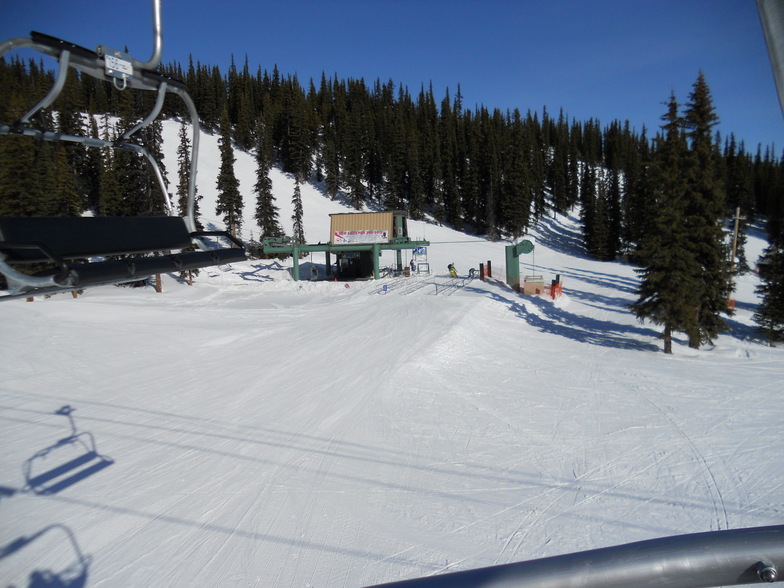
top-left (155, 274), bottom-right (162, 293)
top-left (479, 263), bottom-right (485, 281)
top-left (487, 260), bottom-right (492, 278)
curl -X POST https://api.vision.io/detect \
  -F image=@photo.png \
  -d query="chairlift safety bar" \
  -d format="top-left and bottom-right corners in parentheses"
top-left (0, 0), bottom-right (200, 233)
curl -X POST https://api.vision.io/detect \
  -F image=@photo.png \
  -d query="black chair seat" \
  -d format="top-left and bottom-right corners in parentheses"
top-left (0, 216), bottom-right (193, 263)
top-left (0, 216), bottom-right (246, 295)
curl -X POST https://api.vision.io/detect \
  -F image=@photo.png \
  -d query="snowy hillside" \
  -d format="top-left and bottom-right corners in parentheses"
top-left (1, 122), bottom-right (782, 587)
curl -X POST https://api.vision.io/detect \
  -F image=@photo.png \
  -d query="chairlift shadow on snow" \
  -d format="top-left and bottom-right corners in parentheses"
top-left (0, 524), bottom-right (90, 588)
top-left (23, 406), bottom-right (113, 496)
top-left (0, 485), bottom-right (16, 502)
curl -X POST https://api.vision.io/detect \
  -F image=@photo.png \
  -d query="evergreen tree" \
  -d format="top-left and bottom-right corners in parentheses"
top-left (439, 90), bottom-right (462, 228)
top-left (606, 166), bottom-right (623, 258)
top-left (527, 111), bottom-right (547, 220)
top-left (215, 107), bottom-right (243, 237)
top-left (624, 127), bottom-right (656, 257)
top-left (682, 72), bottom-right (732, 348)
top-left (724, 135), bottom-right (753, 272)
top-left (405, 116), bottom-right (425, 220)
top-left (418, 84), bottom-right (443, 222)
top-left (177, 121), bottom-right (201, 226)
top-left (383, 99), bottom-right (408, 211)
top-left (549, 110), bottom-right (570, 214)
top-left (580, 163), bottom-right (600, 254)
top-left (82, 115), bottom-right (103, 212)
top-left (140, 119), bottom-right (168, 214)
top-left (0, 94), bottom-right (45, 216)
top-left (291, 179), bottom-right (305, 244)
top-left (343, 80), bottom-right (369, 210)
top-left (49, 144), bottom-right (81, 215)
top-left (500, 109), bottom-right (532, 238)
top-left (254, 114), bottom-right (284, 241)
top-left (754, 240), bottom-right (784, 345)
top-left (98, 113), bottom-right (123, 215)
top-left (476, 107), bottom-right (501, 239)
top-left (631, 95), bottom-right (701, 353)
top-left (278, 74), bottom-right (312, 180)
top-left (55, 68), bottom-right (88, 212)
top-left (112, 88), bottom-right (149, 215)
top-left (322, 119), bottom-right (341, 200)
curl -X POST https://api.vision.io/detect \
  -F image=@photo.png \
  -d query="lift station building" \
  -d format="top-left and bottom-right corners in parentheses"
top-left (262, 211), bottom-right (429, 281)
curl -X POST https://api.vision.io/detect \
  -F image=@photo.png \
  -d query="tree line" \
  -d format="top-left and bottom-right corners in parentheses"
top-left (1, 55), bottom-right (783, 345)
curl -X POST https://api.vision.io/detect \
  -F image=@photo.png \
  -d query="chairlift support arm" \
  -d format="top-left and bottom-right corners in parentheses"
top-left (0, 0), bottom-right (199, 231)
top-left (0, 0), bottom-right (242, 299)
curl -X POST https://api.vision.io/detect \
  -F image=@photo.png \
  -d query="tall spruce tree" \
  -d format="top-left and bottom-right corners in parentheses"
top-left (754, 239), bottom-right (784, 345)
top-left (754, 182), bottom-right (784, 344)
top-left (0, 135), bottom-right (40, 216)
top-left (631, 95), bottom-right (701, 353)
top-left (254, 114), bottom-right (283, 241)
top-left (682, 72), bottom-right (732, 348)
top-left (82, 116), bottom-right (103, 212)
top-left (215, 107), bottom-right (243, 237)
top-left (49, 144), bottom-right (81, 216)
top-left (140, 119), bottom-right (168, 214)
top-left (291, 179), bottom-right (305, 245)
top-left (98, 113), bottom-right (123, 215)
top-left (177, 121), bottom-right (201, 226)
top-left (0, 92), bottom-right (46, 216)
top-left (500, 108), bottom-right (532, 238)
top-left (113, 88), bottom-right (149, 215)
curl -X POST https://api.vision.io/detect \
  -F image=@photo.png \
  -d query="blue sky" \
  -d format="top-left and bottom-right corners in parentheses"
top-left (2, 0), bottom-right (782, 152)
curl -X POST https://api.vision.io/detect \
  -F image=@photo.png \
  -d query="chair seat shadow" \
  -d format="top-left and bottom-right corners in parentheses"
top-left (23, 406), bottom-right (113, 495)
top-left (0, 524), bottom-right (90, 588)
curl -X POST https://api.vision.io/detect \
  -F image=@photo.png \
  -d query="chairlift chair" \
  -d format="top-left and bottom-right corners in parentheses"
top-left (0, 0), bottom-right (246, 300)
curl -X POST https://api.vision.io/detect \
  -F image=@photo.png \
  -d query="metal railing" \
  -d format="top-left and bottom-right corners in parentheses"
top-left (367, 525), bottom-right (784, 587)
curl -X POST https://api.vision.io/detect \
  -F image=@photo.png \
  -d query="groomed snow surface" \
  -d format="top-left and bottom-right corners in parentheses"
top-left (1, 122), bottom-right (782, 587)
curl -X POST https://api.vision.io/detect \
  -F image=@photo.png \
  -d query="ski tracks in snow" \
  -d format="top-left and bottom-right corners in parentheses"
top-left (626, 381), bottom-right (730, 532)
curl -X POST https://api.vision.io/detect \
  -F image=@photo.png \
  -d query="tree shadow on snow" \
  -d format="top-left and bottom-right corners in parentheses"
top-left (485, 289), bottom-right (660, 352)
top-left (532, 214), bottom-right (591, 259)
top-left (561, 288), bottom-right (635, 316)
top-left (536, 264), bottom-right (639, 296)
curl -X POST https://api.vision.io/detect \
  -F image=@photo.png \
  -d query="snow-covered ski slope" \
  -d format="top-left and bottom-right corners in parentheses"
top-left (1, 121), bottom-right (782, 587)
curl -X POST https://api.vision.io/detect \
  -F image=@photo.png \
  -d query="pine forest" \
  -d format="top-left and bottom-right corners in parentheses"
top-left (1, 55), bottom-right (784, 344)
